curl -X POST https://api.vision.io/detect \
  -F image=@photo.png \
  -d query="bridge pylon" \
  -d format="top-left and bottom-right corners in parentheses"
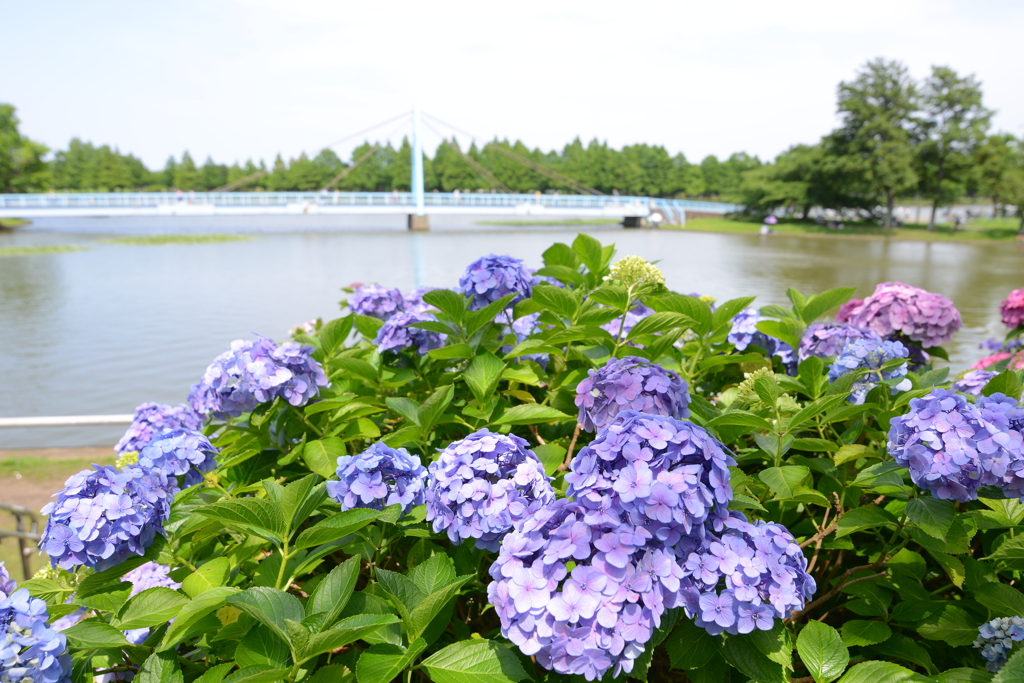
top-left (408, 106), bottom-right (429, 231)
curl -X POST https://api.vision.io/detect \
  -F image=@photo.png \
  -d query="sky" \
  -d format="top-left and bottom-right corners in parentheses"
top-left (3, 0), bottom-right (1023, 170)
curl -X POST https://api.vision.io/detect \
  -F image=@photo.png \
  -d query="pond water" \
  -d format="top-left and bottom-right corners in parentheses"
top-left (2, 215), bottom-right (1022, 448)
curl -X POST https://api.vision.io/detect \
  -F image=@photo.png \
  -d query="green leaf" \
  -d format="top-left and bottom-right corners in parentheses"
top-left (335, 357), bottom-right (380, 383)
top-left (159, 586), bottom-right (239, 649)
top-left (196, 497), bottom-right (288, 544)
top-left (626, 311), bottom-right (693, 340)
top-left (982, 370), bottom-right (1023, 399)
top-left (665, 618), bottom-right (717, 669)
top-left (542, 242), bottom-right (580, 268)
top-left (319, 316), bottom-right (353, 356)
top-left (302, 614), bottom-right (400, 660)
top-left (235, 624), bottom-right (290, 669)
top-left (76, 535), bottom-right (167, 598)
top-left (493, 403), bottom-right (572, 426)
top-left (906, 497), bottom-right (955, 540)
top-left (532, 284), bottom-right (579, 319)
top-left (194, 663), bottom-right (236, 683)
top-left (930, 551), bottom-right (965, 588)
top-left (871, 633), bottom-right (935, 676)
top-left (18, 578), bottom-right (74, 605)
top-left (420, 639), bottom-right (531, 683)
top-left (798, 621), bottom-right (849, 683)
top-left (721, 633), bottom-right (786, 683)
top-left (279, 474), bottom-right (326, 531)
top-left (917, 605), bottom-right (979, 646)
top-left (834, 444), bottom-right (874, 465)
top-left (357, 639), bottom-right (428, 683)
top-left (464, 354), bottom-right (507, 405)
top-left (307, 556), bottom-right (361, 631)
top-left (698, 352), bottom-right (770, 371)
top-left (841, 620), bottom-right (892, 646)
top-left (294, 507), bottom-right (387, 549)
top-left (428, 344), bottom-right (474, 360)
top-left (800, 288), bottom-right (858, 324)
top-left (227, 587), bottom-right (305, 645)
top-left (910, 516), bottom-right (973, 554)
top-left (222, 667), bottom-right (291, 683)
top-left (354, 315), bottom-right (385, 340)
top-left (181, 557), bottom-right (231, 598)
top-left (465, 294), bottom-right (516, 335)
top-left (404, 576), bottom-right (474, 642)
top-left (787, 394), bottom-right (849, 433)
top-left (706, 410), bottom-right (775, 432)
top-left (572, 233), bottom-right (609, 277)
top-left (536, 264), bottom-right (584, 287)
top-left (835, 506), bottom-right (897, 538)
top-left (418, 384), bottom-right (455, 434)
top-left (386, 397), bottom-right (421, 426)
top-left (408, 553), bottom-right (458, 595)
top-left (114, 587), bottom-right (190, 630)
top-left (534, 443), bottom-right (566, 476)
top-left (711, 296), bottom-right (758, 331)
top-left (837, 661), bottom-right (932, 683)
top-left (759, 466), bottom-right (810, 500)
top-left (974, 582), bottom-right (1024, 618)
top-left (994, 650), bottom-right (1024, 683)
top-left (380, 425), bottom-right (421, 447)
top-left (62, 621), bottom-right (131, 648)
top-left (423, 289), bottom-right (467, 323)
top-left (136, 651), bottom-right (184, 683)
top-left (936, 668), bottom-right (992, 683)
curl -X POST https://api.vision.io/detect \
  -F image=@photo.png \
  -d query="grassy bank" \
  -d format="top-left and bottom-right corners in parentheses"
top-left (0, 245), bottom-right (92, 257)
top-left (101, 233), bottom-right (254, 245)
top-left (0, 218), bottom-right (30, 229)
top-left (674, 216), bottom-right (1024, 244)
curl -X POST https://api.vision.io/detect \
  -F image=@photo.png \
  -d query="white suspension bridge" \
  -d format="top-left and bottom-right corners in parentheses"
top-left (0, 109), bottom-right (740, 229)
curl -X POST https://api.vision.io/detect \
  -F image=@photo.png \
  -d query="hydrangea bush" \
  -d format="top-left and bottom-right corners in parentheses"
top-left (17, 235), bottom-right (1024, 683)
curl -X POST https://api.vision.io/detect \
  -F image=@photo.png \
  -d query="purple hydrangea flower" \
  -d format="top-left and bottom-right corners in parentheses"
top-left (601, 303), bottom-right (654, 340)
top-left (137, 429), bottom-right (218, 489)
top-left (975, 616), bottom-right (1024, 672)
top-left (844, 282), bottom-right (962, 348)
top-left (327, 442), bottom-right (427, 515)
top-left (1001, 289), bottom-right (1024, 329)
top-left (567, 411), bottom-right (734, 535)
top-left (40, 465), bottom-right (173, 571)
top-left (954, 370), bottom-right (998, 397)
top-left (574, 357), bottom-right (690, 432)
top-left (350, 284), bottom-right (405, 320)
top-left (458, 254), bottom-right (537, 311)
top-left (188, 336), bottom-right (329, 418)
top-left (115, 402), bottom-right (203, 456)
top-left (488, 499), bottom-right (686, 681)
top-left (0, 573), bottom-right (72, 683)
top-left (682, 512), bottom-right (815, 636)
top-left (827, 339), bottom-right (912, 404)
top-left (403, 287), bottom-right (439, 314)
top-left (425, 430), bottom-right (554, 551)
top-left (728, 309), bottom-right (797, 374)
top-left (887, 389), bottom-right (1024, 502)
top-left (374, 311), bottom-right (448, 356)
top-left (798, 323), bottom-right (882, 361)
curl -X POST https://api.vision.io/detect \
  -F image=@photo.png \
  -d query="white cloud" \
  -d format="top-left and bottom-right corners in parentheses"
top-left (5, 0), bottom-right (1022, 169)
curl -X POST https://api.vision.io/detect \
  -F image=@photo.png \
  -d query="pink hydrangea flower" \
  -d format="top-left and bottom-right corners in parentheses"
top-left (844, 282), bottom-right (962, 348)
top-left (1001, 288), bottom-right (1024, 329)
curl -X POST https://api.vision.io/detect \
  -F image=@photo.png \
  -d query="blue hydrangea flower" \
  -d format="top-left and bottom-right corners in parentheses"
top-left (887, 389), bottom-right (1024, 502)
top-left (567, 411), bottom-right (734, 536)
top-left (827, 339), bottom-right (912, 404)
top-left (728, 309), bottom-right (797, 374)
top-left (682, 512), bottom-right (815, 636)
top-left (458, 254), bottom-right (536, 311)
top-left (327, 442), bottom-right (427, 515)
top-left (0, 570), bottom-right (72, 683)
top-left (575, 357), bottom-right (690, 432)
top-left (975, 616), bottom-right (1024, 672)
top-left (953, 370), bottom-right (998, 397)
top-left (188, 336), bottom-right (329, 418)
top-left (601, 303), bottom-right (653, 340)
top-left (375, 311), bottom-right (448, 355)
top-left (137, 429), bottom-right (218, 489)
top-left (40, 465), bottom-right (173, 571)
top-left (425, 430), bottom-right (554, 551)
top-left (115, 402), bottom-right (203, 456)
top-left (350, 284), bottom-right (405, 320)
top-left (798, 323), bottom-right (881, 361)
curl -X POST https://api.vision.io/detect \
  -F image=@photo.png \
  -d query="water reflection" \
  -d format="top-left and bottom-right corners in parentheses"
top-left (0, 222), bottom-right (1021, 448)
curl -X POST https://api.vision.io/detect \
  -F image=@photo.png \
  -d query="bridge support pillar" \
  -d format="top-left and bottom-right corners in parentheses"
top-left (622, 216), bottom-right (643, 228)
top-left (408, 214), bottom-right (430, 231)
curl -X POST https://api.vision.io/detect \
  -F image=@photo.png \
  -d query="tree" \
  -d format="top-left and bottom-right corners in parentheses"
top-left (916, 65), bottom-right (992, 229)
top-left (199, 156), bottom-right (228, 190)
top-left (973, 133), bottom-right (1018, 216)
top-left (0, 104), bottom-right (49, 192)
top-left (699, 155), bottom-right (722, 196)
top-left (828, 58), bottom-right (918, 227)
top-left (173, 151), bottom-right (200, 190)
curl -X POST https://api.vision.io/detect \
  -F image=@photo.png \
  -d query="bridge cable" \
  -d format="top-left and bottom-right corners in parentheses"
top-left (421, 112), bottom-right (604, 196)
top-left (320, 111), bottom-right (412, 150)
top-left (321, 144), bottom-right (380, 191)
top-left (212, 162), bottom-right (286, 192)
top-left (419, 119), bottom-right (513, 194)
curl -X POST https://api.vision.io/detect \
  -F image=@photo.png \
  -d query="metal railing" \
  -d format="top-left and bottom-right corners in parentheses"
top-left (0, 503), bottom-right (40, 579)
top-left (0, 191), bottom-right (741, 214)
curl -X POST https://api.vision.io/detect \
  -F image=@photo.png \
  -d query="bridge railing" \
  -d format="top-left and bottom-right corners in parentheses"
top-left (0, 191), bottom-right (741, 214)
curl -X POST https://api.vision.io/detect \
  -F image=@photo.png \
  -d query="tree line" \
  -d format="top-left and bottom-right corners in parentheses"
top-left (2, 57), bottom-right (1022, 228)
